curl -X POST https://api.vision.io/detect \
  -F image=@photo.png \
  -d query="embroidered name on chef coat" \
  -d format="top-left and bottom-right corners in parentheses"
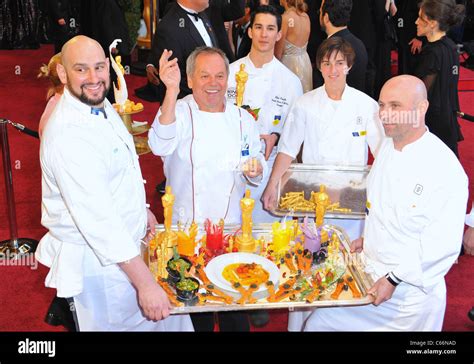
top-left (227, 88), bottom-right (237, 99)
top-left (352, 130), bottom-right (367, 137)
top-left (273, 115), bottom-right (281, 126)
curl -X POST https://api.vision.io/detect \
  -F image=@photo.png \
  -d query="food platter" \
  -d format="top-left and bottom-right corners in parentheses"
top-left (205, 252), bottom-right (280, 299)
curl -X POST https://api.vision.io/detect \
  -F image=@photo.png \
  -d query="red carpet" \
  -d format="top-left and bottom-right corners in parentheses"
top-left (0, 44), bottom-right (473, 332)
top-left (459, 59), bottom-right (474, 91)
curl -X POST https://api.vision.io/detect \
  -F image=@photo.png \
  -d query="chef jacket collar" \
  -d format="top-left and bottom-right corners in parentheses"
top-left (321, 84), bottom-right (349, 102)
top-left (63, 88), bottom-right (111, 120)
top-left (390, 126), bottom-right (429, 153)
top-left (189, 94), bottom-right (228, 113)
top-left (243, 54), bottom-right (275, 74)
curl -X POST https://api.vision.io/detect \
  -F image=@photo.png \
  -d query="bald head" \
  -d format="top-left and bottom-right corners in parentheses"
top-left (56, 35), bottom-right (110, 107)
top-left (378, 75), bottom-right (429, 149)
top-left (382, 75), bottom-right (428, 107)
top-left (61, 35), bottom-right (106, 68)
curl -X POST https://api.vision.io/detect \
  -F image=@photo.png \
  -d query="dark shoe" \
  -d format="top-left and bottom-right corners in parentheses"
top-left (44, 312), bottom-right (63, 326)
top-left (156, 179), bottom-right (167, 194)
top-left (44, 297), bottom-right (77, 332)
top-left (248, 310), bottom-right (270, 328)
top-left (468, 307), bottom-right (474, 321)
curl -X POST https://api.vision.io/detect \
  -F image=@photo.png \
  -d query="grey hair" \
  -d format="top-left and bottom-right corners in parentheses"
top-left (186, 46), bottom-right (229, 77)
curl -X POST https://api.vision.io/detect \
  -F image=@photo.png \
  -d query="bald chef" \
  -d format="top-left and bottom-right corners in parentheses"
top-left (148, 46), bottom-right (267, 224)
top-left (304, 75), bottom-right (468, 331)
top-left (227, 5), bottom-right (303, 223)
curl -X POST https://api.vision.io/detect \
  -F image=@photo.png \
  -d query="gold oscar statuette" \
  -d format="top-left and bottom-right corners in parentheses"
top-left (235, 189), bottom-right (257, 253)
top-left (235, 63), bottom-right (248, 107)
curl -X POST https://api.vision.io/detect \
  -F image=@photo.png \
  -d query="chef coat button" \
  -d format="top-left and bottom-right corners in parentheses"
top-left (143, 179), bottom-right (147, 184)
top-left (146, 203), bottom-right (150, 208)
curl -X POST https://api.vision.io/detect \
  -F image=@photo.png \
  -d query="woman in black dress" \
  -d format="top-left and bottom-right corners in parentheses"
top-left (414, 0), bottom-right (465, 156)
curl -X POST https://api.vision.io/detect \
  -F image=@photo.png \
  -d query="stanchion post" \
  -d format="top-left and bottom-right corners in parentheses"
top-left (0, 118), bottom-right (38, 259)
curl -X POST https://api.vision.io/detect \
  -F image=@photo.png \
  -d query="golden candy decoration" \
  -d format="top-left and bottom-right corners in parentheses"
top-left (311, 185), bottom-right (331, 227)
top-left (235, 189), bottom-right (257, 253)
top-left (113, 99), bottom-right (144, 114)
top-left (235, 63), bottom-right (248, 107)
top-left (150, 186), bottom-right (178, 279)
top-left (278, 188), bottom-right (353, 219)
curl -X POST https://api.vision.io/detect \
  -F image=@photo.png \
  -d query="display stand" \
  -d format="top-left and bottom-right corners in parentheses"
top-left (116, 108), bottom-right (151, 155)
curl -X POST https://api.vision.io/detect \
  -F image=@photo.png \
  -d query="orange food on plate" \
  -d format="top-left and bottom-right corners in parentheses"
top-left (222, 262), bottom-right (269, 287)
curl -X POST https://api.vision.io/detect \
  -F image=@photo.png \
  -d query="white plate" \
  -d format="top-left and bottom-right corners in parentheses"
top-left (205, 253), bottom-right (280, 299)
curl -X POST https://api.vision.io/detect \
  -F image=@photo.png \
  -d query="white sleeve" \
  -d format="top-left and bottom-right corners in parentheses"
top-left (466, 203), bottom-right (474, 227)
top-left (48, 137), bottom-right (140, 266)
top-left (148, 103), bottom-right (185, 156)
top-left (278, 101), bottom-right (306, 159)
top-left (366, 99), bottom-right (385, 159)
top-left (271, 79), bottom-right (304, 135)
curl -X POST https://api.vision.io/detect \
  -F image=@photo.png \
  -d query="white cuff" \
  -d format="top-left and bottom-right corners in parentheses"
top-left (466, 212), bottom-right (474, 227)
top-left (244, 173), bottom-right (263, 187)
top-left (151, 115), bottom-right (177, 140)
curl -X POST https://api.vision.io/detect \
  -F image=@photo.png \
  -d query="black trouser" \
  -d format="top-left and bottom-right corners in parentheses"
top-left (191, 312), bottom-right (250, 332)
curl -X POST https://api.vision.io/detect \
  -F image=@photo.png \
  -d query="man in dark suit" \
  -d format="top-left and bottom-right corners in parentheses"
top-left (315, 0), bottom-right (368, 93)
top-left (143, 0), bottom-right (244, 103)
top-left (232, 0), bottom-right (258, 59)
top-left (207, 0), bottom-right (245, 62)
top-left (144, 0), bottom-right (216, 102)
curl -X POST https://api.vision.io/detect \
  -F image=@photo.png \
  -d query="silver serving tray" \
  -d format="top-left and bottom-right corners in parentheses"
top-left (271, 164), bottom-right (370, 219)
top-left (147, 223), bottom-right (374, 314)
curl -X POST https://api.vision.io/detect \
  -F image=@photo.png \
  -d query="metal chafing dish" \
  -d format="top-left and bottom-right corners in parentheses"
top-left (147, 223), bottom-right (374, 314)
top-left (271, 164), bottom-right (370, 219)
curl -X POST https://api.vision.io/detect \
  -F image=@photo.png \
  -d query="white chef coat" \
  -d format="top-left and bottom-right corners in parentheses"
top-left (279, 85), bottom-right (383, 165)
top-left (148, 94), bottom-right (267, 224)
top-left (305, 131), bottom-right (468, 331)
top-left (227, 55), bottom-right (303, 139)
top-left (466, 204), bottom-right (474, 227)
top-left (36, 89), bottom-right (193, 331)
top-left (227, 55), bottom-right (303, 222)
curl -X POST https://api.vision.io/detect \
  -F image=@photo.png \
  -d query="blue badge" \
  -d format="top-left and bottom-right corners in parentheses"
top-left (352, 130), bottom-right (367, 137)
top-left (241, 135), bottom-right (250, 156)
top-left (273, 115), bottom-right (281, 126)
